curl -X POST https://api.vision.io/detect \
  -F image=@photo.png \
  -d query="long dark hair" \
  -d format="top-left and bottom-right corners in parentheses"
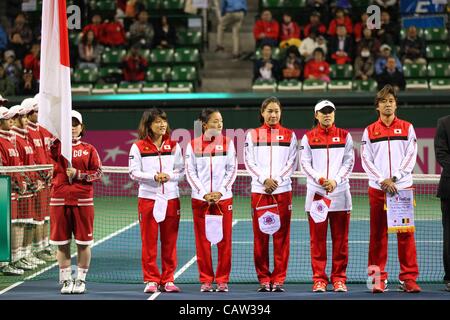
top-left (259, 96), bottom-right (282, 124)
top-left (198, 108), bottom-right (220, 133)
top-left (137, 108), bottom-right (171, 140)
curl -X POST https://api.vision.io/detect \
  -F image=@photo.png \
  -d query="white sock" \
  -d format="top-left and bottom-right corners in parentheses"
top-left (59, 267), bottom-right (72, 283)
top-left (77, 267), bottom-right (88, 282)
top-left (24, 246), bottom-right (32, 259)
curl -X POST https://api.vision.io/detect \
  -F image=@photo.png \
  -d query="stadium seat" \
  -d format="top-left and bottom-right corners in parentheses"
top-left (285, 0), bottom-right (306, 6)
top-left (150, 48), bottom-right (174, 64)
top-left (252, 79), bottom-right (277, 92)
top-left (426, 44), bottom-right (450, 60)
top-left (89, 0), bottom-right (116, 11)
top-left (405, 79), bottom-right (429, 91)
top-left (327, 80), bottom-right (352, 91)
top-left (91, 83), bottom-right (118, 94)
top-left (117, 82), bottom-right (142, 94)
top-left (177, 30), bottom-right (202, 47)
top-left (140, 49), bottom-right (151, 61)
top-left (174, 48), bottom-right (200, 64)
top-left (69, 32), bottom-right (81, 47)
top-left (402, 63), bottom-right (427, 78)
top-left (427, 62), bottom-right (450, 78)
top-left (400, 28), bottom-right (423, 40)
top-left (142, 82), bottom-right (167, 93)
top-left (146, 66), bottom-right (171, 82)
top-left (330, 64), bottom-right (353, 79)
top-left (429, 79), bottom-right (450, 90)
top-left (277, 79), bottom-right (302, 92)
top-left (170, 65), bottom-right (197, 82)
top-left (72, 68), bottom-right (98, 83)
top-left (71, 84), bottom-right (93, 95)
top-left (145, 0), bottom-right (160, 9)
top-left (168, 82), bottom-right (194, 93)
top-left (161, 0), bottom-right (184, 10)
top-left (302, 79), bottom-right (327, 92)
top-left (352, 79), bottom-right (377, 91)
top-left (261, 0), bottom-right (285, 8)
top-left (423, 28), bottom-right (449, 42)
top-left (101, 48), bottom-right (127, 65)
top-left (99, 67), bottom-right (123, 83)
top-left (254, 47), bottom-right (281, 60)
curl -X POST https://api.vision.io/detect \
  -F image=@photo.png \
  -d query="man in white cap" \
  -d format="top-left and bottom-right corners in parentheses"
top-left (375, 44), bottom-right (402, 76)
top-left (0, 106), bottom-right (27, 275)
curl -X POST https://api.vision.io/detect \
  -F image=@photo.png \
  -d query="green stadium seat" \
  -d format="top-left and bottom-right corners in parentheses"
top-left (69, 32), bottom-right (81, 47)
top-left (90, 0), bottom-right (116, 11)
top-left (254, 47), bottom-right (281, 60)
top-left (285, 0), bottom-right (306, 6)
top-left (71, 84), bottom-right (93, 95)
top-left (423, 28), bottom-right (449, 42)
top-left (302, 79), bottom-right (327, 92)
top-left (146, 66), bottom-right (171, 82)
top-left (277, 79), bottom-right (301, 92)
top-left (150, 48), bottom-right (174, 64)
top-left (140, 49), bottom-right (151, 61)
top-left (352, 79), bottom-right (377, 92)
top-left (170, 65), bottom-right (197, 82)
top-left (99, 67), bottom-right (123, 82)
top-left (117, 82), bottom-right (142, 94)
top-left (177, 30), bottom-right (202, 47)
top-left (429, 79), bottom-right (450, 90)
top-left (330, 64), bottom-right (353, 79)
top-left (168, 82), bottom-right (194, 93)
top-left (145, 0), bottom-right (160, 9)
top-left (400, 28), bottom-right (423, 40)
top-left (91, 83), bottom-right (118, 94)
top-left (402, 63), bottom-right (427, 78)
top-left (101, 48), bottom-right (127, 65)
top-left (252, 79), bottom-right (277, 92)
top-left (72, 68), bottom-right (98, 83)
top-left (426, 44), bottom-right (450, 60)
top-left (405, 79), bottom-right (429, 91)
top-left (261, 0), bottom-right (285, 8)
top-left (142, 82), bottom-right (168, 93)
top-left (160, 0), bottom-right (184, 10)
top-left (174, 48), bottom-right (200, 64)
top-left (427, 62), bottom-right (450, 78)
top-left (327, 80), bottom-right (352, 91)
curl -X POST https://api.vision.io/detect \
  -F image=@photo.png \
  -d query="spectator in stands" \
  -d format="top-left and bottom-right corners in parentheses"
top-left (78, 30), bottom-right (102, 69)
top-left (0, 65), bottom-right (15, 96)
top-left (23, 43), bottom-right (40, 81)
top-left (357, 27), bottom-right (381, 57)
top-left (303, 11), bottom-right (326, 38)
top-left (327, 8), bottom-right (352, 37)
top-left (153, 15), bottom-right (177, 49)
top-left (122, 43), bottom-right (148, 83)
top-left (372, 0), bottom-right (399, 18)
top-left (299, 32), bottom-right (327, 62)
top-left (376, 56), bottom-right (405, 91)
top-left (354, 46), bottom-right (374, 81)
top-left (17, 68), bottom-right (38, 95)
top-left (215, 0), bottom-right (247, 59)
top-left (101, 12), bottom-right (127, 47)
top-left (279, 13), bottom-right (301, 49)
top-left (399, 26), bottom-right (426, 65)
top-left (129, 10), bottom-right (154, 48)
top-left (304, 47), bottom-right (330, 82)
top-left (281, 45), bottom-right (302, 80)
top-left (9, 13), bottom-right (33, 51)
top-left (353, 12), bottom-right (368, 43)
top-left (307, 0), bottom-right (330, 24)
top-left (329, 24), bottom-right (353, 64)
top-left (374, 10), bottom-right (398, 46)
top-left (253, 44), bottom-right (280, 81)
top-left (253, 10), bottom-right (279, 48)
top-left (375, 44), bottom-right (402, 75)
top-left (7, 32), bottom-right (28, 61)
top-left (81, 14), bottom-right (104, 41)
top-left (125, 0), bottom-right (146, 19)
top-left (3, 50), bottom-right (22, 86)
top-left (0, 25), bottom-right (7, 53)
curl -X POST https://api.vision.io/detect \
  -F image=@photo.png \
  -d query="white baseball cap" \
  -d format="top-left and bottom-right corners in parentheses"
top-left (314, 100), bottom-right (336, 113)
top-left (20, 97), bottom-right (38, 114)
top-left (9, 104), bottom-right (27, 117)
top-left (71, 110), bottom-right (83, 124)
top-left (0, 106), bottom-right (13, 120)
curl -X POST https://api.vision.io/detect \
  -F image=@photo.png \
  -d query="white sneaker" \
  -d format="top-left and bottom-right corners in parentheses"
top-left (27, 255), bottom-right (46, 265)
top-left (22, 257), bottom-right (39, 269)
top-left (72, 279), bottom-right (86, 294)
top-left (60, 280), bottom-right (74, 294)
top-left (15, 258), bottom-right (37, 270)
top-left (1, 264), bottom-right (25, 275)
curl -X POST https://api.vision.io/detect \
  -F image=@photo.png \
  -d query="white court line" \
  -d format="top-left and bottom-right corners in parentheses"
top-left (231, 240), bottom-right (443, 245)
top-left (0, 220), bottom-right (140, 296)
top-left (148, 219), bottom-right (239, 301)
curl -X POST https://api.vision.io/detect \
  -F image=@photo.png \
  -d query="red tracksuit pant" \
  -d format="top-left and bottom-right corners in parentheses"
top-left (192, 198), bottom-right (233, 284)
top-left (251, 191), bottom-right (292, 284)
top-left (138, 197), bottom-right (180, 284)
top-left (368, 187), bottom-right (419, 281)
top-left (308, 211), bottom-right (350, 284)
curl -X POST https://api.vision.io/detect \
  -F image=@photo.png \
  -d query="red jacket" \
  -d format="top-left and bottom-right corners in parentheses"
top-left (23, 54), bottom-right (40, 80)
top-left (0, 130), bottom-right (24, 197)
top-left (82, 24), bottom-right (104, 41)
top-left (304, 60), bottom-right (330, 79)
top-left (327, 17), bottom-right (353, 36)
top-left (303, 23), bottom-right (327, 38)
top-left (100, 22), bottom-right (126, 46)
top-left (280, 22), bottom-right (301, 41)
top-left (253, 20), bottom-right (280, 41)
top-left (27, 122), bottom-right (48, 165)
top-left (122, 55), bottom-right (148, 82)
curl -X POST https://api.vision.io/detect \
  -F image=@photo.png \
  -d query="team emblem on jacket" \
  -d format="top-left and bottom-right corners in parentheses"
top-left (394, 129), bottom-right (402, 134)
top-left (163, 145), bottom-right (171, 150)
top-left (215, 145), bottom-right (224, 151)
top-left (332, 137), bottom-right (340, 142)
top-left (276, 135), bottom-right (284, 140)
top-left (83, 150), bottom-right (89, 155)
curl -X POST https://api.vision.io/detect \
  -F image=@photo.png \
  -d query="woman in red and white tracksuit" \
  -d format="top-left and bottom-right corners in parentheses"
top-left (185, 109), bottom-right (237, 293)
top-left (49, 110), bottom-right (103, 294)
top-left (300, 100), bottom-right (354, 293)
top-left (244, 96), bottom-right (298, 292)
top-left (361, 85), bottom-right (421, 293)
top-left (129, 108), bottom-right (184, 294)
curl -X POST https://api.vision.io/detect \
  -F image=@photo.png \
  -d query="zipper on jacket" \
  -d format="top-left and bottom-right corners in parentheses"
top-left (269, 133), bottom-right (273, 179)
top-left (387, 127), bottom-right (392, 178)
top-left (158, 141), bottom-right (165, 194)
top-left (326, 128), bottom-right (330, 195)
top-left (210, 154), bottom-right (213, 193)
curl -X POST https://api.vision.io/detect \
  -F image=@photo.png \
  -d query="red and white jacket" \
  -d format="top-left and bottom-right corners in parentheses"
top-left (49, 137), bottom-right (103, 206)
top-left (128, 134), bottom-right (184, 200)
top-left (0, 130), bottom-right (24, 204)
top-left (27, 122), bottom-right (50, 165)
top-left (300, 124), bottom-right (354, 194)
top-left (244, 123), bottom-right (298, 194)
top-left (361, 117), bottom-right (417, 190)
top-left (185, 134), bottom-right (237, 201)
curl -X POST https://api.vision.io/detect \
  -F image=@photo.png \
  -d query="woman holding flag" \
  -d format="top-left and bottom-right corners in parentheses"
top-left (129, 108), bottom-right (184, 294)
top-left (300, 100), bottom-right (354, 293)
top-left (244, 96), bottom-right (298, 292)
top-left (185, 108), bottom-right (237, 293)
